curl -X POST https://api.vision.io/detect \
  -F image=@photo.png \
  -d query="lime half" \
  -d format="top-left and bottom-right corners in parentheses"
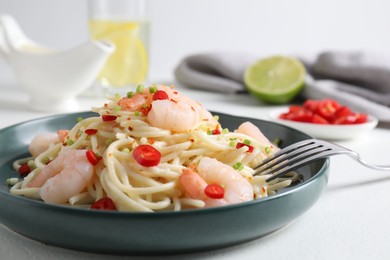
top-left (244, 55), bottom-right (306, 104)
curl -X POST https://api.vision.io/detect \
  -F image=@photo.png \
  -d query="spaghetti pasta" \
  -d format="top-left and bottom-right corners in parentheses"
top-left (9, 84), bottom-right (298, 212)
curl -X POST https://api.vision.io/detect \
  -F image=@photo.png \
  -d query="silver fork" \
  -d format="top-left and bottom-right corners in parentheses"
top-left (254, 139), bottom-right (390, 182)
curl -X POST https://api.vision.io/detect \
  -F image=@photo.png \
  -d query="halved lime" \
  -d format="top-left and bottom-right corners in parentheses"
top-left (244, 55), bottom-right (306, 104)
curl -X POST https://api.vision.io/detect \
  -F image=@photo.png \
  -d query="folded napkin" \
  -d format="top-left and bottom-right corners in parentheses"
top-left (174, 51), bottom-right (390, 122)
top-left (174, 52), bottom-right (257, 93)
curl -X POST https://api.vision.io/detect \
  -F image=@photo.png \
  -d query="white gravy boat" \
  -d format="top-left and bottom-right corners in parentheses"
top-left (0, 14), bottom-right (115, 112)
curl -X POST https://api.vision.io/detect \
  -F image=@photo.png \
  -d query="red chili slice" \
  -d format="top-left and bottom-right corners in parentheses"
top-left (140, 104), bottom-right (152, 115)
top-left (236, 142), bottom-right (254, 153)
top-left (204, 184), bottom-right (225, 199)
top-left (316, 100), bottom-right (340, 120)
top-left (311, 114), bottom-right (329, 124)
top-left (152, 90), bottom-right (169, 100)
top-left (280, 107), bottom-right (313, 122)
top-left (102, 115), bottom-right (117, 122)
top-left (288, 105), bottom-right (304, 113)
top-left (334, 106), bottom-right (352, 119)
top-left (211, 129), bottom-right (221, 135)
top-left (353, 113), bottom-right (368, 124)
top-left (332, 114), bottom-right (355, 125)
top-left (303, 99), bottom-right (320, 111)
top-left (132, 145), bottom-right (161, 167)
top-left (85, 129), bottom-right (98, 135)
top-left (18, 163), bottom-right (31, 176)
top-left (91, 197), bottom-right (117, 210)
top-left (86, 150), bottom-right (102, 165)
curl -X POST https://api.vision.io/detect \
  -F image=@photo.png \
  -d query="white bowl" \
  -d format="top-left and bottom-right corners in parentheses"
top-left (269, 108), bottom-right (379, 140)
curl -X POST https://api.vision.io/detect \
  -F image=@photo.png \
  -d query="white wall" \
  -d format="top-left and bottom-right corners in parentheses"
top-left (1, 0), bottom-right (390, 81)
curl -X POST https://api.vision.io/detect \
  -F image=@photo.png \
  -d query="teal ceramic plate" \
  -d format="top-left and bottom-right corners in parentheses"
top-left (0, 112), bottom-right (329, 255)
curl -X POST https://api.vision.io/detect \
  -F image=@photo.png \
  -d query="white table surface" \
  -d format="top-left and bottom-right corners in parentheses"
top-left (1, 80), bottom-right (390, 260)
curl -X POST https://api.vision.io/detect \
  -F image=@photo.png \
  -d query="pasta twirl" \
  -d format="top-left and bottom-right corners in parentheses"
top-left (10, 85), bottom-right (298, 212)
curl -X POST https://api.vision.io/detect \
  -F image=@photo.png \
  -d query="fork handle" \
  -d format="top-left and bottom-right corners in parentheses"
top-left (354, 156), bottom-right (390, 171)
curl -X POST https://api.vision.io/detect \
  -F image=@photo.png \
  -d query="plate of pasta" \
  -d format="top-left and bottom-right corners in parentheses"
top-left (0, 85), bottom-right (329, 254)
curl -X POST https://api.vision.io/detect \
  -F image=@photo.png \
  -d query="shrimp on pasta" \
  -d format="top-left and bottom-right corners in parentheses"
top-left (28, 149), bottom-right (95, 204)
top-left (180, 157), bottom-right (253, 208)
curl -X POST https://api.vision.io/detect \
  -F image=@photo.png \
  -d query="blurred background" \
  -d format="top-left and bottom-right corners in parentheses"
top-left (1, 0), bottom-right (390, 83)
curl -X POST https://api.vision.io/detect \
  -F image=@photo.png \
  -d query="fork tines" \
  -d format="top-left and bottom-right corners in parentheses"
top-left (254, 139), bottom-right (331, 182)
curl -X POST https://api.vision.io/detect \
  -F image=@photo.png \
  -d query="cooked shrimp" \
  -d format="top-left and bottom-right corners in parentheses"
top-left (118, 91), bottom-right (151, 111)
top-left (118, 85), bottom-right (218, 132)
top-left (147, 99), bottom-right (200, 132)
top-left (29, 133), bottom-right (59, 157)
top-left (180, 157), bottom-right (253, 208)
top-left (236, 122), bottom-right (277, 149)
top-left (28, 149), bottom-right (94, 204)
top-left (56, 129), bottom-right (69, 143)
top-left (158, 85), bottom-right (216, 123)
top-left (147, 85), bottom-right (218, 132)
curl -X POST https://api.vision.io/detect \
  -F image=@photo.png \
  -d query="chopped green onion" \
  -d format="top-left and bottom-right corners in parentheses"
top-left (122, 148), bottom-right (130, 153)
top-left (114, 93), bottom-right (122, 100)
top-left (136, 84), bottom-right (144, 93)
top-left (265, 146), bottom-right (271, 154)
top-left (27, 160), bottom-right (36, 170)
top-left (142, 103), bottom-right (149, 109)
top-left (134, 111), bottom-right (140, 116)
top-left (66, 139), bottom-right (74, 146)
top-left (6, 178), bottom-right (19, 186)
top-left (76, 117), bottom-right (83, 122)
top-left (41, 157), bottom-right (50, 165)
top-left (222, 128), bottom-right (229, 134)
top-left (207, 130), bottom-right (212, 135)
top-left (233, 162), bottom-right (244, 171)
top-left (105, 139), bottom-right (113, 145)
top-left (149, 85), bottom-right (157, 93)
top-left (243, 139), bottom-right (251, 145)
top-left (229, 141), bottom-right (236, 147)
top-left (127, 91), bottom-right (135, 98)
top-left (213, 115), bottom-right (220, 121)
top-left (273, 138), bottom-right (282, 146)
top-left (114, 105), bottom-right (122, 111)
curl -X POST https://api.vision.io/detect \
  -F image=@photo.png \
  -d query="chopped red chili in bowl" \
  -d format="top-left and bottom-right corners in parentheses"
top-left (279, 99), bottom-right (368, 125)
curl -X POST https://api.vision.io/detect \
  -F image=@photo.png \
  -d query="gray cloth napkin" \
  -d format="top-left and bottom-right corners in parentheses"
top-left (174, 52), bottom-right (257, 93)
top-left (174, 51), bottom-right (390, 122)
